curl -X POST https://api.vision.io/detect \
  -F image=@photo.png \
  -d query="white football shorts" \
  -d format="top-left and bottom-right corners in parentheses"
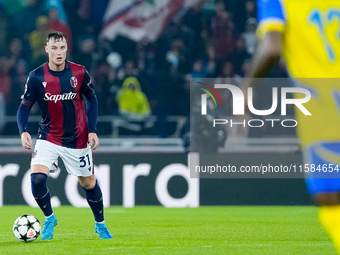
top-left (31, 139), bottom-right (94, 177)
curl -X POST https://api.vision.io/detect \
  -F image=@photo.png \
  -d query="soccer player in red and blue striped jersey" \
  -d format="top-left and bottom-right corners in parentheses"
top-left (17, 31), bottom-right (112, 240)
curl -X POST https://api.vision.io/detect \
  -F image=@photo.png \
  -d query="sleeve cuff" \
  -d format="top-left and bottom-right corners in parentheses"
top-left (257, 19), bottom-right (285, 39)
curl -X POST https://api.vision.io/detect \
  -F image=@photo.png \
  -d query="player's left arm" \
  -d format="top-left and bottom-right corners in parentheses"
top-left (81, 69), bottom-right (99, 150)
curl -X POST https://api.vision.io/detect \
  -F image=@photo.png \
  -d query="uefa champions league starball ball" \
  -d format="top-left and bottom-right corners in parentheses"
top-left (13, 215), bottom-right (41, 242)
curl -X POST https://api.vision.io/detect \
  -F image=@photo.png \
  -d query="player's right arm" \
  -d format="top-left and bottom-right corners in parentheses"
top-left (17, 74), bottom-right (37, 150)
top-left (244, 0), bottom-right (286, 82)
top-left (245, 31), bottom-right (282, 79)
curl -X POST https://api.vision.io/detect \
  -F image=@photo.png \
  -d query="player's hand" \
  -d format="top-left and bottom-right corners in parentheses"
top-left (88, 133), bottom-right (99, 150)
top-left (21, 132), bottom-right (32, 150)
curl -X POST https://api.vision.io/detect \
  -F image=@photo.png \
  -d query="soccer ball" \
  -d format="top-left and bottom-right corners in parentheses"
top-left (13, 215), bottom-right (41, 242)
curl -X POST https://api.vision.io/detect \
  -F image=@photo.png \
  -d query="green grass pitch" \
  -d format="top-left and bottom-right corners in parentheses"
top-left (0, 206), bottom-right (336, 254)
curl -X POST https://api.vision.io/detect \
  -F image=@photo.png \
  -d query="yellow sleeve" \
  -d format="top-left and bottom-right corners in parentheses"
top-left (257, 19), bottom-right (285, 39)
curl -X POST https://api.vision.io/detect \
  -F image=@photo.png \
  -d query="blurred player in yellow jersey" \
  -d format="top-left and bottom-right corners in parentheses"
top-left (246, 0), bottom-right (340, 253)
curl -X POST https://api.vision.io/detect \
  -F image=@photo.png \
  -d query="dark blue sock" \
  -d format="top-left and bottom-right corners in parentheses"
top-left (31, 173), bottom-right (53, 217)
top-left (82, 180), bottom-right (104, 222)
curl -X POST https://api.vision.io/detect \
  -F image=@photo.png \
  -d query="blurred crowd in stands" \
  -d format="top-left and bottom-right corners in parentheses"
top-left (0, 0), bottom-right (289, 137)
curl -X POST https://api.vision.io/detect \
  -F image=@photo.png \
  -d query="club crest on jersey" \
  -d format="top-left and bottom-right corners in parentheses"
top-left (70, 76), bottom-right (78, 88)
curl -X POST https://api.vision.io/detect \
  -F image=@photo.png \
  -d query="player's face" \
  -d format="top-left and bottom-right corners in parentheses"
top-left (45, 38), bottom-right (67, 70)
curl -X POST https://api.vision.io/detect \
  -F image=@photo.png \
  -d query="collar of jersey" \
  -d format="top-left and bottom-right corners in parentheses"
top-left (46, 61), bottom-right (68, 77)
